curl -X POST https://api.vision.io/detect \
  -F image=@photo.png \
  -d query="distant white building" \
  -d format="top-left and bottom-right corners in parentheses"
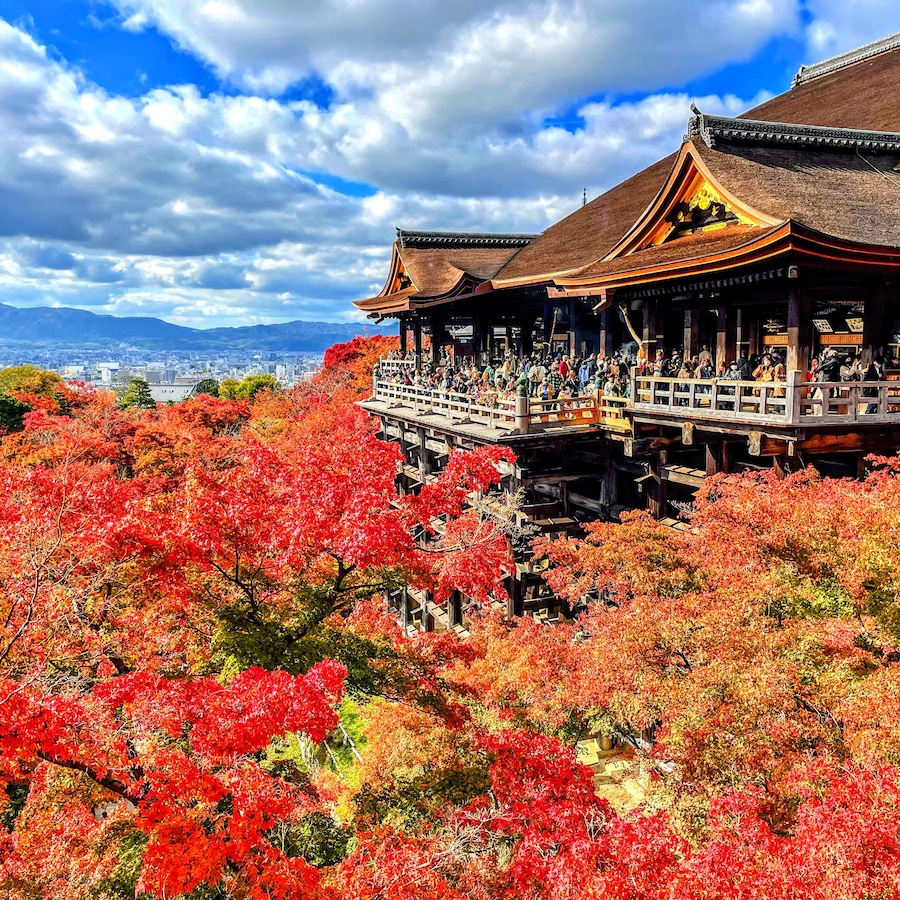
top-left (149, 384), bottom-right (198, 404)
top-left (97, 362), bottom-right (120, 384)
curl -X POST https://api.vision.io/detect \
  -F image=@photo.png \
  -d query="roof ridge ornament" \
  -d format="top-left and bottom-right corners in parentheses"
top-left (395, 229), bottom-right (538, 249)
top-left (687, 109), bottom-right (900, 153)
top-left (792, 31), bottom-right (900, 87)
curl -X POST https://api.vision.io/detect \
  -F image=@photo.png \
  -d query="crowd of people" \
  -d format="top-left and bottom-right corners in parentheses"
top-left (381, 349), bottom-right (634, 403)
top-left (379, 343), bottom-right (890, 405)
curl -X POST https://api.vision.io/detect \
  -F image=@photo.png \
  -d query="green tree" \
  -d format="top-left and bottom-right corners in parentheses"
top-left (238, 373), bottom-right (281, 400)
top-left (219, 374), bottom-right (281, 402)
top-left (195, 377), bottom-right (220, 397)
top-left (219, 377), bottom-right (241, 400)
top-left (0, 365), bottom-right (62, 398)
top-left (119, 377), bottom-right (155, 410)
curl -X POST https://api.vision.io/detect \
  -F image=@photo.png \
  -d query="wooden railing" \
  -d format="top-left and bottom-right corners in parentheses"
top-left (633, 370), bottom-right (900, 426)
top-left (377, 357), bottom-right (419, 378)
top-left (375, 368), bottom-right (900, 433)
top-left (374, 380), bottom-right (518, 429)
top-left (632, 374), bottom-right (789, 421)
top-left (371, 379), bottom-right (608, 433)
top-left (796, 379), bottom-right (900, 424)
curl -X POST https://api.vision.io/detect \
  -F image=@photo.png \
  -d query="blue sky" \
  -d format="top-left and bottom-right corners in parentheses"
top-left (0, 0), bottom-right (897, 328)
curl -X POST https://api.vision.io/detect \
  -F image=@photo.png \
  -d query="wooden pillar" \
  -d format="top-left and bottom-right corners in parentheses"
top-left (505, 325), bottom-right (514, 356)
top-left (721, 441), bottom-right (732, 475)
top-left (600, 308), bottom-right (616, 358)
top-left (747, 314), bottom-right (759, 359)
top-left (600, 446), bottom-right (617, 508)
top-left (716, 306), bottom-right (735, 370)
top-left (559, 482), bottom-right (570, 517)
top-left (863, 286), bottom-right (887, 362)
top-left (398, 317), bottom-right (408, 355)
top-left (400, 587), bottom-right (411, 629)
top-left (521, 316), bottom-right (534, 357)
top-left (642, 298), bottom-right (657, 358)
top-left (471, 310), bottom-right (482, 368)
top-left (787, 287), bottom-right (812, 373)
top-left (647, 451), bottom-right (667, 519)
top-left (413, 319), bottom-right (423, 367)
top-left (418, 427), bottom-right (430, 479)
top-left (542, 302), bottom-right (554, 352)
top-left (705, 442), bottom-right (723, 477)
top-left (448, 591), bottom-right (463, 628)
top-left (735, 308), bottom-right (749, 360)
top-left (507, 575), bottom-right (524, 619)
top-left (654, 307), bottom-right (666, 358)
top-left (431, 314), bottom-right (442, 367)
top-left (683, 309), bottom-right (700, 359)
top-left (481, 317), bottom-right (492, 363)
top-left (569, 298), bottom-right (577, 357)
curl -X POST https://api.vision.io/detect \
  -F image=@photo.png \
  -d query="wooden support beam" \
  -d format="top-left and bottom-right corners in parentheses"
top-left (787, 285), bottom-right (812, 374)
top-left (599, 307), bottom-right (615, 358)
top-left (521, 314), bottom-right (534, 357)
top-left (624, 435), bottom-right (680, 457)
top-left (863, 286), bottom-right (887, 362)
top-left (705, 442), bottom-right (723, 476)
top-left (716, 305), bottom-right (735, 371)
top-left (413, 319), bottom-right (423, 365)
top-left (507, 575), bottom-right (524, 618)
top-left (796, 431), bottom-right (900, 455)
top-left (661, 465), bottom-right (706, 488)
top-left (558, 481), bottom-right (570, 517)
top-left (647, 451), bottom-right (667, 519)
top-left (683, 308), bottom-right (700, 359)
top-left (735, 308), bottom-right (748, 359)
top-left (449, 591), bottom-right (463, 628)
top-left (400, 587), bottom-right (411, 629)
top-left (682, 422), bottom-right (695, 446)
top-left (423, 591), bottom-right (435, 632)
top-left (431, 314), bottom-right (443, 367)
top-left (642, 298), bottom-right (657, 356)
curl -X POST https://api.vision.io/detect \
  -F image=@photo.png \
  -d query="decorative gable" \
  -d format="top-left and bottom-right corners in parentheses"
top-left (656, 177), bottom-right (755, 244)
top-left (391, 259), bottom-right (414, 293)
top-left (604, 142), bottom-right (779, 260)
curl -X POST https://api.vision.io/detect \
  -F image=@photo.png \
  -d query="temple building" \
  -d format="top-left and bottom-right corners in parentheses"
top-left (354, 33), bottom-right (900, 631)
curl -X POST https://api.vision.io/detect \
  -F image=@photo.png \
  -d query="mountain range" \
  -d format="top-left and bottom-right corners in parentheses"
top-left (0, 304), bottom-right (394, 352)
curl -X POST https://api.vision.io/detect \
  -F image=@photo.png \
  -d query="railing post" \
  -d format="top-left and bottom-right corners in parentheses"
top-left (785, 370), bottom-right (802, 425)
top-left (515, 393), bottom-right (530, 434)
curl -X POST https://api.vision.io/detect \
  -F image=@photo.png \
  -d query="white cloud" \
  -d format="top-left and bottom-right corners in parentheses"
top-left (0, 14), bottom-right (785, 326)
top-left (13, 0), bottom-right (894, 327)
top-left (803, 0), bottom-right (900, 60)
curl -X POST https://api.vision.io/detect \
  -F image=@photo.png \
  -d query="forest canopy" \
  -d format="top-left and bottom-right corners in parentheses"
top-left (2, 337), bottom-right (900, 899)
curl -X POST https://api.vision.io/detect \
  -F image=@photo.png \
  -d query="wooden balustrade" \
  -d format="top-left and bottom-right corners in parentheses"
top-left (374, 380), bottom-right (518, 429)
top-left (377, 357), bottom-right (419, 377)
top-left (374, 366), bottom-right (900, 433)
top-left (632, 370), bottom-right (900, 426)
top-left (372, 379), bottom-right (603, 433)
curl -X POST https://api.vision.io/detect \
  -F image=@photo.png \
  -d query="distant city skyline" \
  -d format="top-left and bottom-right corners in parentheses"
top-left (0, 1), bottom-right (897, 328)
